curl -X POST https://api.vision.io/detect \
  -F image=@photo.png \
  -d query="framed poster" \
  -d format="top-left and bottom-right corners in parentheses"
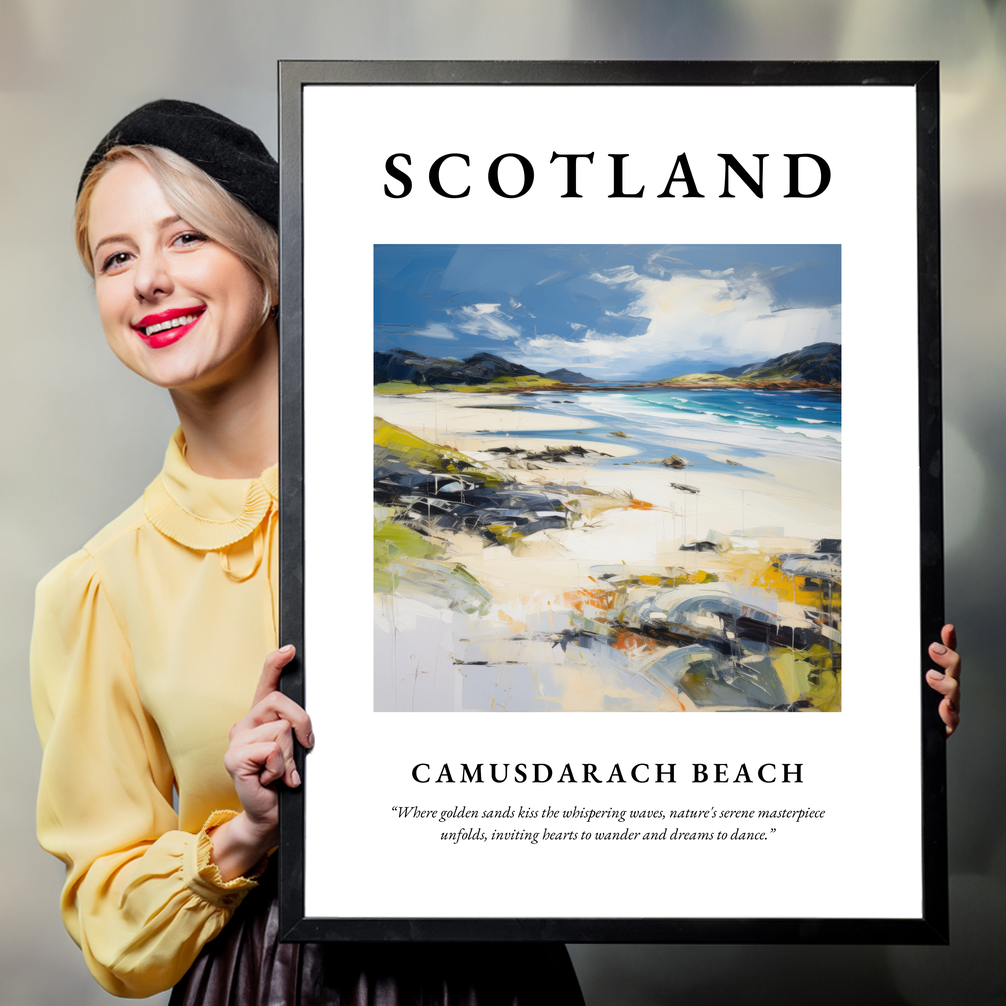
top-left (277, 61), bottom-right (946, 943)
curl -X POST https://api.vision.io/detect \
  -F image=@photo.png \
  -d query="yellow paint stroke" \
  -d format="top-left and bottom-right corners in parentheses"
top-left (772, 651), bottom-right (812, 704)
top-left (718, 552), bottom-right (842, 611)
top-left (497, 609), bottom-right (528, 633)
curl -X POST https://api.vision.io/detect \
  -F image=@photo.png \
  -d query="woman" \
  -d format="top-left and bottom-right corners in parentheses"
top-left (31, 100), bottom-right (586, 1003)
top-left (32, 99), bottom-right (962, 1003)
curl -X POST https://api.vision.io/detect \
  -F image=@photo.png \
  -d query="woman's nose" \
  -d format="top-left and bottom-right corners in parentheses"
top-left (133, 249), bottom-right (173, 302)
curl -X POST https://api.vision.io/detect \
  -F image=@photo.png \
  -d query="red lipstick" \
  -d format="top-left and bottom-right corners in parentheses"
top-left (132, 306), bottom-right (206, 349)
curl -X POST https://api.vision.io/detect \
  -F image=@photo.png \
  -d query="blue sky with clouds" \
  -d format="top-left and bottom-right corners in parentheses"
top-left (374, 244), bottom-right (841, 380)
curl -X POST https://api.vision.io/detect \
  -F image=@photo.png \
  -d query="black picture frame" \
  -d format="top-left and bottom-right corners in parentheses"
top-left (277, 60), bottom-right (945, 944)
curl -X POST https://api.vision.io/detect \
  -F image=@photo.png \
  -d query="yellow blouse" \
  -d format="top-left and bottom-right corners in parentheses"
top-left (31, 428), bottom-right (279, 998)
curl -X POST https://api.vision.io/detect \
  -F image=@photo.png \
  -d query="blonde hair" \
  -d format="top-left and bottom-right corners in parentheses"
top-left (75, 145), bottom-right (278, 322)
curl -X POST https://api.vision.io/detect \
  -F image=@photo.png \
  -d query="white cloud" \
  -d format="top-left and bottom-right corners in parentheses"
top-left (588, 265), bottom-right (640, 287)
top-left (450, 303), bottom-right (523, 342)
top-left (414, 322), bottom-right (456, 340)
top-left (514, 266), bottom-right (840, 375)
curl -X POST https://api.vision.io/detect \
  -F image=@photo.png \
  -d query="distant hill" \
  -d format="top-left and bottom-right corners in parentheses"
top-left (638, 357), bottom-right (764, 381)
top-left (544, 368), bottom-right (598, 384)
top-left (374, 343), bottom-right (841, 392)
top-left (718, 342), bottom-right (841, 384)
top-left (375, 349), bottom-right (542, 386)
top-left (660, 342), bottom-right (841, 387)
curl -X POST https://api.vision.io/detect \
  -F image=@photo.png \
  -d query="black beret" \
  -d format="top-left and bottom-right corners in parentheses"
top-left (78, 99), bottom-right (278, 228)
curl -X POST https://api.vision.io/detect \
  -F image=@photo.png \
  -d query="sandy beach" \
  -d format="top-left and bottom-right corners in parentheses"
top-left (377, 390), bottom-right (840, 544)
top-left (374, 390), bottom-right (841, 714)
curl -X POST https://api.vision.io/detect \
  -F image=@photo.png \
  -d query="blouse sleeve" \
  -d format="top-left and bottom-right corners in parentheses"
top-left (31, 549), bottom-right (262, 998)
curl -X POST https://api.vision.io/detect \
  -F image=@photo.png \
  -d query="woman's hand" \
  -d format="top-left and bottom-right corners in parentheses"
top-left (209, 645), bottom-right (314, 881)
top-left (926, 624), bottom-right (961, 738)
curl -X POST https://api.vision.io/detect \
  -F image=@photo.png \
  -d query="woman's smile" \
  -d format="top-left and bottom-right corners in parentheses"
top-left (133, 306), bottom-right (207, 348)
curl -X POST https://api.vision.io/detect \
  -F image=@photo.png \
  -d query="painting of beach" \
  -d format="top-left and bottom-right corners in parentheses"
top-left (373, 245), bottom-right (841, 712)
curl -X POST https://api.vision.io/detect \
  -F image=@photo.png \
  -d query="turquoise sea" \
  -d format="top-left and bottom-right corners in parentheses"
top-left (512, 387), bottom-right (841, 471)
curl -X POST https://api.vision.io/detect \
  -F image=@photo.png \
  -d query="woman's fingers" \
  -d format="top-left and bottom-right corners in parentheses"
top-left (925, 631), bottom-right (957, 680)
top-left (927, 623), bottom-right (961, 737)
top-left (259, 742), bottom-right (289, 787)
top-left (925, 682), bottom-right (960, 736)
top-left (224, 645), bottom-right (311, 812)
top-left (926, 667), bottom-right (959, 704)
top-left (219, 647), bottom-right (309, 846)
top-left (252, 644), bottom-right (297, 707)
top-left (926, 668), bottom-right (960, 736)
top-left (230, 719), bottom-right (302, 788)
top-left (941, 623), bottom-right (958, 653)
top-left (928, 637), bottom-right (961, 683)
top-left (928, 645), bottom-right (961, 679)
top-left (254, 691), bottom-right (313, 748)
top-left (941, 699), bottom-right (961, 737)
top-left (240, 644), bottom-right (314, 749)
top-left (224, 737), bottom-right (286, 786)
top-left (232, 689), bottom-right (314, 750)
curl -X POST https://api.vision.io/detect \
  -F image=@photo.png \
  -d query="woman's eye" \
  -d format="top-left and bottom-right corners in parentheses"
top-left (101, 251), bottom-right (132, 273)
top-left (173, 231), bottom-right (207, 248)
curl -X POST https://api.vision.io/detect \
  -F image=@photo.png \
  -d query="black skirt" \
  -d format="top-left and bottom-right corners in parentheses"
top-left (169, 869), bottom-right (585, 1006)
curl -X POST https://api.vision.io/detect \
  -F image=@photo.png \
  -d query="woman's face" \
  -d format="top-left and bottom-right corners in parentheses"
top-left (87, 158), bottom-right (270, 392)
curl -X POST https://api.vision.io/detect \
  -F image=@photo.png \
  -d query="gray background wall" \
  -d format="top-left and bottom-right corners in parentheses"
top-left (1, 2), bottom-right (1003, 1003)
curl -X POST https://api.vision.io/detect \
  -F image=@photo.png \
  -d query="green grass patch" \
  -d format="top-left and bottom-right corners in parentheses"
top-left (374, 517), bottom-right (441, 592)
top-left (374, 417), bottom-right (503, 485)
top-left (374, 381), bottom-right (427, 395)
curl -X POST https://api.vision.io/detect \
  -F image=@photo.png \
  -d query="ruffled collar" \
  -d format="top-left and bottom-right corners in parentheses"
top-left (143, 428), bottom-right (278, 551)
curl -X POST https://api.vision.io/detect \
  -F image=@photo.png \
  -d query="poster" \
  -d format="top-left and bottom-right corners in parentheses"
top-left (278, 62), bottom-right (945, 942)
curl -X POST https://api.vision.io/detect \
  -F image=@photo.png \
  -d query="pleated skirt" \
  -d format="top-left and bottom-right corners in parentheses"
top-left (169, 870), bottom-right (585, 1006)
